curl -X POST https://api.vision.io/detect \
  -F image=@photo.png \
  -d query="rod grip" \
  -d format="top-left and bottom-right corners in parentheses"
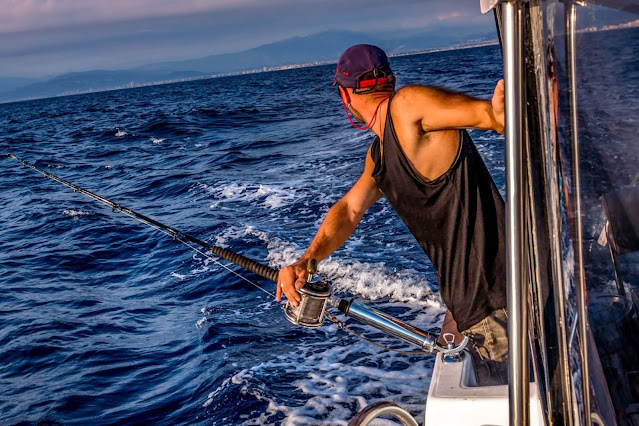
top-left (209, 245), bottom-right (279, 282)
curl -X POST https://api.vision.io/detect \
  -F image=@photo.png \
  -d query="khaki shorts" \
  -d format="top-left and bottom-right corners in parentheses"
top-left (462, 307), bottom-right (509, 385)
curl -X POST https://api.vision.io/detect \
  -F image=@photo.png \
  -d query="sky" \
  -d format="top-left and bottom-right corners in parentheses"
top-left (0, 0), bottom-right (494, 79)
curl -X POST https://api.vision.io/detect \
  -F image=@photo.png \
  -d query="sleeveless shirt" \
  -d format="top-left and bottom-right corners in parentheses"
top-left (370, 98), bottom-right (507, 331)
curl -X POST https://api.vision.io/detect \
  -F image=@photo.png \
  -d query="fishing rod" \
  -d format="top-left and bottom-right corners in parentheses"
top-left (7, 153), bottom-right (468, 357)
top-left (7, 153), bottom-right (277, 284)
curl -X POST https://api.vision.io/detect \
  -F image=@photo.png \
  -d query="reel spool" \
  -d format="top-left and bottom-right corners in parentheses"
top-left (283, 259), bottom-right (332, 329)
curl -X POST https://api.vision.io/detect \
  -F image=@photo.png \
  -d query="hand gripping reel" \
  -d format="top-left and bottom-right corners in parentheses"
top-left (283, 259), bottom-right (332, 328)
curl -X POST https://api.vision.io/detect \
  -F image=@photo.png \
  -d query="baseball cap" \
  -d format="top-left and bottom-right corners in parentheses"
top-left (333, 44), bottom-right (394, 90)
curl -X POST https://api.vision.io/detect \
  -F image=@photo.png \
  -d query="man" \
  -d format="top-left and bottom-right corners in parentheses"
top-left (276, 44), bottom-right (508, 384)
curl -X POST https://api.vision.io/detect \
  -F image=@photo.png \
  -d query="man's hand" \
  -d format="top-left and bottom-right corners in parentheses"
top-left (276, 258), bottom-right (310, 306)
top-left (491, 79), bottom-right (505, 134)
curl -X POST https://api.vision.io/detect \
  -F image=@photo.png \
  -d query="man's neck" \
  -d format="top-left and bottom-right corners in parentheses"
top-left (356, 92), bottom-right (392, 138)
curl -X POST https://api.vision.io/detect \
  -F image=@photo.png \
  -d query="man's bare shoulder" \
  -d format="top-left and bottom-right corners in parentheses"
top-left (391, 85), bottom-right (446, 119)
top-left (394, 85), bottom-right (449, 103)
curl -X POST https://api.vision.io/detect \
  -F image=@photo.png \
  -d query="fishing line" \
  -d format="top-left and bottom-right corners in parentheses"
top-left (111, 202), bottom-right (276, 297)
top-left (127, 212), bottom-right (276, 298)
top-left (182, 240), bottom-right (275, 298)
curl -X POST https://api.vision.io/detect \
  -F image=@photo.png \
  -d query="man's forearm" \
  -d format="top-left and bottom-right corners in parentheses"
top-left (300, 199), bottom-right (361, 263)
top-left (277, 198), bottom-right (363, 304)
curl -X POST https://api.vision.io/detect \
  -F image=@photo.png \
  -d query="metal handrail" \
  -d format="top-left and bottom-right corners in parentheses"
top-left (502, 2), bottom-right (530, 425)
top-left (348, 401), bottom-right (419, 426)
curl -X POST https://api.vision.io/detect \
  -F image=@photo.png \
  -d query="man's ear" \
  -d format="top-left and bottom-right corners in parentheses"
top-left (339, 86), bottom-right (351, 105)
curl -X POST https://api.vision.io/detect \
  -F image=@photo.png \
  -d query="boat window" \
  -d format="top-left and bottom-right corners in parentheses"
top-left (551, 2), bottom-right (639, 423)
top-left (522, 1), bottom-right (639, 424)
top-left (570, 3), bottom-right (639, 297)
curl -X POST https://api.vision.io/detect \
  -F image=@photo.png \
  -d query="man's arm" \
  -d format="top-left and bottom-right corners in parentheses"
top-left (277, 148), bottom-right (382, 306)
top-left (395, 80), bottom-right (505, 134)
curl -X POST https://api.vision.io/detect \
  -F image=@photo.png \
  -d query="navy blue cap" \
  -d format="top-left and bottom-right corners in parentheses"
top-left (333, 44), bottom-right (393, 89)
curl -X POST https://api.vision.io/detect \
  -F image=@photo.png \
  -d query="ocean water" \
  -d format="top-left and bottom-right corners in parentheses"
top-left (0, 44), bottom-right (504, 425)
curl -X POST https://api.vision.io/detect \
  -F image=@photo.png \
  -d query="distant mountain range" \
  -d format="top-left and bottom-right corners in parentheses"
top-left (0, 28), bottom-right (497, 103)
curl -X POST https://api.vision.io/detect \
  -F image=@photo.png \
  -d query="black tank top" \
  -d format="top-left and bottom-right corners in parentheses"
top-left (370, 99), bottom-right (507, 331)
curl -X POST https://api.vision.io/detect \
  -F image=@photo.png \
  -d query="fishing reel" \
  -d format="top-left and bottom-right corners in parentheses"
top-left (282, 259), bottom-right (469, 358)
top-left (283, 259), bottom-right (333, 328)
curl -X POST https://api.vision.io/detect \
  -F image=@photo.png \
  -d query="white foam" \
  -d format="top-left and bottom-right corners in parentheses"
top-left (170, 272), bottom-right (186, 280)
top-left (176, 222), bottom-right (439, 424)
top-left (63, 209), bottom-right (94, 217)
top-left (219, 182), bottom-right (247, 199)
top-left (192, 181), bottom-right (296, 210)
top-left (257, 230), bottom-right (439, 307)
top-left (195, 317), bottom-right (207, 329)
top-left (212, 226), bottom-right (251, 247)
top-left (204, 331), bottom-right (435, 425)
top-left (115, 128), bottom-right (128, 137)
top-left (189, 225), bottom-right (441, 424)
top-left (243, 230), bottom-right (438, 423)
top-left (151, 137), bottom-right (166, 144)
top-left (252, 185), bottom-right (295, 209)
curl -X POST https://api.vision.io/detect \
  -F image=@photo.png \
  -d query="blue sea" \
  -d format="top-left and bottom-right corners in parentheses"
top-left (0, 45), bottom-right (505, 425)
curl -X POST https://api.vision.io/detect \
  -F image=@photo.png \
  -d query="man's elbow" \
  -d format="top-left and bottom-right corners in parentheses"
top-left (332, 198), bottom-right (366, 227)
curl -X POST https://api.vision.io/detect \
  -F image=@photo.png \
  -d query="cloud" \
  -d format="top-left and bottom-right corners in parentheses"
top-left (437, 11), bottom-right (464, 21)
top-left (0, 0), bottom-right (281, 33)
top-left (1, 0), bottom-right (485, 33)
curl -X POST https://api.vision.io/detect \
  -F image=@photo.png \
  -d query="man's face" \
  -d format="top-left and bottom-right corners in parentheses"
top-left (339, 86), bottom-right (365, 124)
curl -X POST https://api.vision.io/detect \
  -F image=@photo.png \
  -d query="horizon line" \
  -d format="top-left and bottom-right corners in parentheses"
top-left (0, 41), bottom-right (501, 106)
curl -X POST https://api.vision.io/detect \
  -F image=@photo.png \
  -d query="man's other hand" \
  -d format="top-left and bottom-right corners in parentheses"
top-left (492, 79), bottom-right (505, 134)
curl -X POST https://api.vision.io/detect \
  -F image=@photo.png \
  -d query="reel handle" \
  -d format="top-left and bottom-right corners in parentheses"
top-left (307, 258), bottom-right (317, 275)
